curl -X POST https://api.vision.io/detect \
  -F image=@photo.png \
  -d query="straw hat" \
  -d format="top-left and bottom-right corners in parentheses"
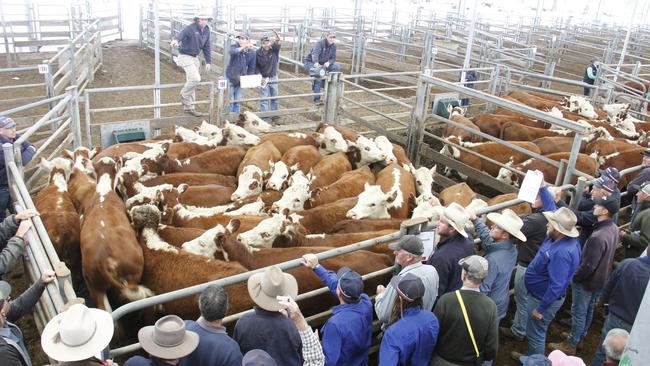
top-left (247, 265), bottom-right (298, 312)
top-left (543, 207), bottom-right (579, 238)
top-left (486, 209), bottom-right (527, 242)
top-left (441, 202), bottom-right (469, 238)
top-left (138, 315), bottom-right (199, 360)
top-left (41, 304), bottom-right (114, 362)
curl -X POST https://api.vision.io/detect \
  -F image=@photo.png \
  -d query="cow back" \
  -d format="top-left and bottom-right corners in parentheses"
top-left (259, 132), bottom-right (318, 155)
top-left (533, 137), bottom-right (585, 155)
top-left (308, 166), bottom-right (376, 208)
top-left (173, 146), bottom-right (246, 176)
top-left (585, 139), bottom-right (640, 156)
top-left (281, 145), bottom-right (321, 174)
top-left (93, 143), bottom-right (149, 163)
top-left (236, 141), bottom-right (282, 177)
top-left (311, 152), bottom-right (353, 189)
top-left (166, 142), bottom-right (214, 160)
top-left (179, 185), bottom-right (237, 207)
top-left (375, 164), bottom-right (416, 219)
top-left (143, 172), bottom-right (237, 188)
top-left (300, 197), bottom-right (358, 234)
top-left (439, 182), bottom-right (476, 207)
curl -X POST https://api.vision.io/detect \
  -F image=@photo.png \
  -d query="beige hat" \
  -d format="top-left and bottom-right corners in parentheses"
top-left (194, 8), bottom-right (213, 21)
top-left (41, 304), bottom-right (114, 362)
top-left (138, 315), bottom-right (199, 359)
top-left (459, 255), bottom-right (489, 279)
top-left (487, 209), bottom-right (527, 242)
top-left (441, 202), bottom-right (469, 238)
top-left (543, 207), bottom-right (579, 238)
top-left (247, 265), bottom-right (298, 312)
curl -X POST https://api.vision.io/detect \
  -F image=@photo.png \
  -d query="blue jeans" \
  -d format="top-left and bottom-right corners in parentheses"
top-left (591, 313), bottom-right (633, 366)
top-left (303, 62), bottom-right (341, 101)
top-left (568, 281), bottom-right (600, 347)
top-left (526, 295), bottom-right (565, 355)
top-left (0, 189), bottom-right (10, 221)
top-left (229, 85), bottom-right (242, 113)
top-left (260, 76), bottom-right (279, 116)
top-left (511, 264), bottom-right (528, 338)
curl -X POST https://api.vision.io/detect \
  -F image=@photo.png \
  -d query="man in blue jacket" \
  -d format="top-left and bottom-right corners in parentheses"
top-left (0, 116), bottom-right (35, 220)
top-left (517, 183), bottom-right (581, 358)
top-left (256, 31), bottom-right (281, 122)
top-left (583, 56), bottom-right (600, 96)
top-left (226, 32), bottom-right (256, 113)
top-left (171, 10), bottom-right (212, 117)
top-left (304, 31), bottom-right (340, 104)
top-left (301, 254), bottom-right (372, 366)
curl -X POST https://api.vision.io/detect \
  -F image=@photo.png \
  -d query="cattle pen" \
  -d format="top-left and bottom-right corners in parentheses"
top-left (1, 0), bottom-right (650, 364)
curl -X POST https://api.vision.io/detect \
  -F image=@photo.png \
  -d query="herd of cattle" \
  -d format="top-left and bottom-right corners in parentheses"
top-left (32, 111), bottom-right (492, 321)
top-left (440, 90), bottom-right (649, 188)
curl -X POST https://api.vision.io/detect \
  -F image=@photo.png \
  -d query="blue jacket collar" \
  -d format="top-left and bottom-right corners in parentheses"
top-left (484, 239), bottom-right (514, 254)
top-left (197, 316), bottom-right (226, 334)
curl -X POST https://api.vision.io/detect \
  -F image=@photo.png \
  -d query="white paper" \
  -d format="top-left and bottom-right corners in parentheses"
top-left (518, 170), bottom-right (544, 204)
top-left (240, 74), bottom-right (262, 88)
top-left (418, 231), bottom-right (437, 261)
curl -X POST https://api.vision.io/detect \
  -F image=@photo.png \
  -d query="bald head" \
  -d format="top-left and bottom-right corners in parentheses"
top-left (603, 328), bottom-right (629, 361)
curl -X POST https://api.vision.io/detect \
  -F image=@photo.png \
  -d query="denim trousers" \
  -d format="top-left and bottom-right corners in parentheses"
top-left (511, 264), bottom-right (528, 338)
top-left (303, 62), bottom-right (341, 101)
top-left (229, 85), bottom-right (242, 113)
top-left (568, 281), bottom-right (601, 347)
top-left (526, 295), bottom-right (565, 355)
top-left (591, 313), bottom-right (633, 366)
top-left (259, 76), bottom-right (279, 115)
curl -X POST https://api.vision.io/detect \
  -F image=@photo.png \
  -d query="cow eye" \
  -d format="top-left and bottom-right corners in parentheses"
top-left (330, 139), bottom-right (336, 143)
top-left (282, 174), bottom-right (287, 179)
top-left (370, 203), bottom-right (376, 207)
top-left (261, 232), bottom-right (270, 239)
top-left (417, 180), bottom-right (422, 185)
top-left (365, 147), bottom-right (370, 151)
top-left (253, 121), bottom-right (259, 126)
top-left (211, 132), bottom-right (217, 136)
top-left (238, 134), bottom-right (245, 138)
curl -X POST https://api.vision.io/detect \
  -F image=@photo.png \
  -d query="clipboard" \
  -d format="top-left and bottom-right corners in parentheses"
top-left (240, 74), bottom-right (262, 88)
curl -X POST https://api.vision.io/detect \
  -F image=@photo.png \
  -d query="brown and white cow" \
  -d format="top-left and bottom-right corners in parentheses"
top-left (497, 152), bottom-right (599, 186)
top-left (236, 110), bottom-right (272, 135)
top-left (310, 152), bottom-right (353, 189)
top-left (259, 132), bottom-right (319, 155)
top-left (501, 122), bottom-right (573, 141)
top-left (532, 136), bottom-right (586, 155)
top-left (506, 90), bottom-right (562, 110)
top-left (236, 140), bottom-right (282, 177)
top-left (143, 172), bottom-right (237, 188)
top-left (346, 135), bottom-right (387, 168)
top-left (598, 149), bottom-right (645, 188)
top-left (270, 171), bottom-right (314, 214)
top-left (307, 166), bottom-right (375, 209)
top-left (266, 145), bottom-right (320, 191)
top-left (62, 147), bottom-right (97, 214)
top-left (585, 139), bottom-right (641, 157)
top-left (166, 146), bottom-right (247, 176)
top-left (470, 114), bottom-right (549, 138)
top-left (443, 106), bottom-right (482, 143)
top-left (315, 123), bottom-right (349, 154)
top-left (439, 182), bottom-right (476, 207)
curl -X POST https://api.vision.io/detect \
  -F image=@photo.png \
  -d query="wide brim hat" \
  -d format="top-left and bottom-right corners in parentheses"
top-left (247, 265), bottom-right (298, 312)
top-left (138, 316), bottom-right (199, 359)
top-left (41, 305), bottom-right (114, 362)
top-left (441, 202), bottom-right (469, 238)
top-left (0, 280), bottom-right (11, 301)
top-left (486, 209), bottom-right (527, 242)
top-left (543, 207), bottom-right (580, 238)
top-left (194, 8), bottom-right (213, 21)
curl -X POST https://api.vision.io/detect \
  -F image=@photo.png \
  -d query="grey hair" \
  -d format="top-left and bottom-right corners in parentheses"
top-left (462, 269), bottom-right (483, 285)
top-left (199, 284), bottom-right (229, 322)
top-left (603, 328), bottom-right (629, 361)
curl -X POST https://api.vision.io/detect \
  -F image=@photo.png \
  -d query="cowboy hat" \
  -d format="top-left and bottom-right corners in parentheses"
top-left (138, 315), bottom-right (199, 359)
top-left (247, 265), bottom-right (298, 312)
top-left (194, 8), bottom-right (213, 21)
top-left (543, 207), bottom-right (579, 238)
top-left (441, 202), bottom-right (469, 238)
top-left (486, 208), bottom-right (527, 242)
top-left (41, 304), bottom-right (114, 362)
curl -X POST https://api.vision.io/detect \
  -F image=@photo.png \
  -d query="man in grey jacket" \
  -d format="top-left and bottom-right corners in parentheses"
top-left (0, 209), bottom-right (38, 279)
top-left (374, 235), bottom-right (439, 327)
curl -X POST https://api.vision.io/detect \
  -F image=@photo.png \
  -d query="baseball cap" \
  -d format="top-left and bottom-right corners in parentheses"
top-left (388, 235), bottom-right (424, 256)
top-left (458, 255), bottom-right (489, 279)
top-left (0, 281), bottom-right (11, 301)
top-left (593, 195), bottom-right (620, 216)
top-left (336, 267), bottom-right (364, 301)
top-left (641, 182), bottom-right (650, 195)
top-left (519, 354), bottom-right (552, 366)
top-left (260, 34), bottom-right (270, 42)
top-left (242, 349), bottom-right (277, 366)
top-left (396, 273), bottom-right (425, 302)
top-left (0, 116), bottom-right (16, 129)
top-left (236, 32), bottom-right (250, 40)
top-left (598, 167), bottom-right (621, 184)
top-left (593, 176), bottom-right (615, 193)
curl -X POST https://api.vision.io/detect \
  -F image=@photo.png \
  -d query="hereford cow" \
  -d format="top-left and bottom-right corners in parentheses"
top-left (346, 163), bottom-right (416, 220)
top-left (501, 122), bottom-right (573, 141)
top-left (486, 193), bottom-right (532, 217)
top-left (532, 137), bottom-right (586, 155)
top-left (297, 197), bottom-right (358, 234)
top-left (270, 172), bottom-right (314, 214)
top-left (443, 106), bottom-right (482, 143)
top-left (374, 136), bottom-right (412, 168)
top-left (310, 152), bottom-right (353, 189)
top-left (62, 148), bottom-right (97, 214)
top-left (497, 152), bottom-right (599, 186)
top-left (166, 146), bottom-right (247, 176)
top-left (307, 166), bottom-right (375, 209)
top-left (410, 165), bottom-right (437, 199)
top-left (266, 145), bottom-right (320, 191)
top-left (143, 172), bottom-right (237, 188)
top-left (346, 135), bottom-right (387, 168)
top-left (506, 90), bottom-right (562, 110)
top-left (80, 157), bottom-right (147, 310)
top-left (259, 132), bottom-right (319, 155)
top-left (470, 114), bottom-right (549, 138)
top-left (439, 182), bottom-right (476, 207)
top-left (236, 140), bottom-right (282, 177)
top-left (236, 110), bottom-right (272, 134)
top-left (598, 149), bottom-right (645, 188)
top-left (315, 123), bottom-right (349, 154)
top-left (585, 139), bottom-right (641, 157)
top-left (178, 185), bottom-right (237, 207)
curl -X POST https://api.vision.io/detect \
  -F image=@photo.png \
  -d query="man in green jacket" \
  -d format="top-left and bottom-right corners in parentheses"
top-left (0, 209), bottom-right (39, 279)
top-left (621, 183), bottom-right (650, 258)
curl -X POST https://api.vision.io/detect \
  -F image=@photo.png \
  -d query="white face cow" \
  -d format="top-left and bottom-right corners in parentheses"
top-left (174, 125), bottom-right (204, 142)
top-left (346, 183), bottom-right (400, 220)
top-left (603, 103), bottom-right (630, 121)
top-left (224, 121), bottom-right (261, 147)
top-left (238, 111), bottom-right (272, 135)
top-left (266, 161), bottom-right (299, 191)
top-left (374, 135), bottom-right (397, 165)
top-left (447, 105), bottom-right (467, 117)
top-left (545, 107), bottom-right (564, 119)
top-left (567, 96), bottom-right (598, 120)
top-left (223, 200), bottom-right (267, 216)
top-left (348, 135), bottom-right (387, 166)
top-left (231, 165), bottom-right (263, 201)
top-left (195, 121), bottom-right (225, 143)
top-left (496, 158), bottom-right (529, 187)
top-left (271, 179), bottom-right (311, 215)
top-left (41, 157), bottom-right (73, 192)
top-left (237, 213), bottom-right (294, 248)
top-left (315, 126), bottom-right (348, 155)
top-left (181, 220), bottom-right (240, 258)
top-left (411, 196), bottom-right (444, 225)
top-left (411, 165), bottom-right (437, 198)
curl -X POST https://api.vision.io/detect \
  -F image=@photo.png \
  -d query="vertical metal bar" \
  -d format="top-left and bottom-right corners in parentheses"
top-left (613, 0), bottom-right (640, 86)
top-left (460, 0), bottom-right (479, 84)
top-left (570, 177), bottom-right (587, 209)
top-left (84, 91), bottom-right (92, 147)
top-left (323, 72), bottom-right (342, 123)
top-left (153, 0), bottom-right (161, 119)
top-left (407, 77), bottom-right (428, 163)
top-left (562, 133), bottom-right (584, 185)
top-left (66, 86), bottom-right (82, 149)
top-left (208, 82), bottom-right (215, 124)
top-left (118, 0), bottom-right (123, 40)
top-left (43, 60), bottom-right (55, 111)
top-left (139, 3), bottom-right (143, 47)
top-left (68, 38), bottom-right (76, 89)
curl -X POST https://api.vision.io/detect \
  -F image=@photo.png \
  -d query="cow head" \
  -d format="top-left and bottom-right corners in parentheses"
top-left (374, 136), bottom-right (397, 165)
top-left (224, 121), bottom-right (261, 147)
top-left (182, 220), bottom-right (240, 258)
top-left (411, 195), bottom-right (443, 225)
top-left (237, 213), bottom-right (298, 248)
top-left (411, 165), bottom-right (437, 198)
top-left (237, 110), bottom-right (272, 135)
top-left (347, 135), bottom-right (387, 166)
top-left (174, 125), bottom-right (207, 143)
top-left (496, 158), bottom-right (521, 187)
top-left (567, 96), bottom-right (598, 119)
top-left (545, 107), bottom-right (564, 119)
top-left (129, 203), bottom-right (163, 233)
top-left (231, 165), bottom-right (263, 201)
top-left (603, 103), bottom-right (630, 121)
top-left (315, 126), bottom-right (348, 155)
top-left (95, 157), bottom-right (122, 191)
top-left (447, 105), bottom-right (466, 117)
top-left (116, 165), bottom-right (146, 199)
top-left (41, 157), bottom-right (73, 190)
top-left (195, 120), bottom-right (225, 143)
top-left (224, 199), bottom-right (267, 216)
top-left (346, 183), bottom-right (399, 220)
top-left (270, 177), bottom-right (312, 215)
top-left (266, 161), bottom-right (299, 191)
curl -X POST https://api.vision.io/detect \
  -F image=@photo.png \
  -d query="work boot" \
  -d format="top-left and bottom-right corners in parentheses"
top-left (548, 340), bottom-right (577, 355)
top-left (184, 109), bottom-right (203, 117)
top-left (500, 327), bottom-right (525, 342)
top-left (560, 332), bottom-right (585, 351)
top-left (510, 351), bottom-right (524, 364)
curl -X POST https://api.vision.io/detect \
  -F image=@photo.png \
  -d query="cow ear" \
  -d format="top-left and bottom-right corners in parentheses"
top-left (249, 180), bottom-right (259, 190)
top-left (62, 149), bottom-right (73, 159)
top-left (222, 127), bottom-right (230, 139)
top-left (141, 164), bottom-right (150, 176)
top-left (226, 219), bottom-right (241, 234)
top-left (311, 187), bottom-right (322, 197)
top-left (290, 163), bottom-right (300, 174)
top-left (282, 207), bottom-right (290, 216)
top-left (238, 112), bottom-right (246, 123)
top-left (41, 158), bottom-right (53, 171)
top-left (386, 190), bottom-right (399, 204)
top-left (430, 165), bottom-right (437, 175)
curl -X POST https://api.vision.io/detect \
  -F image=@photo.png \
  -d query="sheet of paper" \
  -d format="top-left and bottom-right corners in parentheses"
top-left (418, 231), bottom-right (437, 261)
top-left (240, 74), bottom-right (262, 88)
top-left (518, 170), bottom-right (543, 204)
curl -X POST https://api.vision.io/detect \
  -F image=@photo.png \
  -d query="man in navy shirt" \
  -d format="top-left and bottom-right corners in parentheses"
top-left (180, 284), bottom-right (243, 366)
top-left (304, 31), bottom-right (340, 104)
top-left (256, 31), bottom-right (281, 123)
top-left (301, 254), bottom-right (372, 366)
top-left (171, 10), bottom-right (212, 117)
top-left (226, 32), bottom-right (256, 113)
top-left (0, 116), bottom-right (35, 221)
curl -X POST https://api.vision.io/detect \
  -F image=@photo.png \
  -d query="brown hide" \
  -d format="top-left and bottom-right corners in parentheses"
top-left (259, 132), bottom-right (318, 155)
top-left (143, 172), bottom-right (237, 188)
top-left (599, 148), bottom-right (645, 188)
top-left (506, 90), bottom-right (562, 110)
top-left (310, 152), bottom-right (353, 189)
top-left (166, 142), bottom-right (214, 160)
top-left (485, 194), bottom-right (532, 226)
top-left (93, 143), bottom-right (149, 162)
top-left (585, 139), bottom-right (641, 156)
top-left (299, 197), bottom-right (358, 234)
top-left (451, 138), bottom-right (541, 177)
top-left (444, 113), bottom-right (482, 143)
top-left (236, 141), bottom-right (282, 177)
top-left (280, 145), bottom-right (321, 174)
top-left (375, 164), bottom-right (416, 219)
top-left (308, 166), bottom-right (375, 208)
top-left (178, 185), bottom-right (237, 207)
top-left (533, 137), bottom-right (585, 155)
top-left (273, 228), bottom-right (397, 256)
top-left (501, 122), bottom-right (572, 141)
top-left (512, 153), bottom-right (599, 185)
top-left (169, 146), bottom-right (246, 176)
top-left (439, 183), bottom-right (476, 207)
top-left (329, 218), bottom-right (404, 234)
top-left (158, 225), bottom-right (205, 248)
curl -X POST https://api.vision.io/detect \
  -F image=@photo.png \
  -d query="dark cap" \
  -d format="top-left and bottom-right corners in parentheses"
top-left (593, 176), bottom-right (615, 193)
top-left (336, 267), bottom-right (364, 301)
top-left (519, 354), bottom-right (552, 366)
top-left (242, 349), bottom-right (277, 366)
top-left (459, 255), bottom-right (489, 279)
top-left (599, 167), bottom-right (621, 184)
top-left (396, 273), bottom-right (425, 302)
top-left (0, 116), bottom-right (16, 129)
top-left (236, 32), bottom-right (250, 40)
top-left (0, 281), bottom-right (11, 301)
top-left (593, 195), bottom-right (620, 216)
top-left (389, 235), bottom-right (424, 256)
top-left (642, 148), bottom-right (650, 157)
top-left (260, 33), bottom-right (270, 42)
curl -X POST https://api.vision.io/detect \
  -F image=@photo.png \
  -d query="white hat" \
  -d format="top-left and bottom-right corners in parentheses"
top-left (543, 207), bottom-right (579, 238)
top-left (41, 304), bottom-right (114, 362)
top-left (247, 265), bottom-right (298, 312)
top-left (487, 208), bottom-right (527, 242)
top-left (194, 8), bottom-right (213, 21)
top-left (441, 202), bottom-right (469, 238)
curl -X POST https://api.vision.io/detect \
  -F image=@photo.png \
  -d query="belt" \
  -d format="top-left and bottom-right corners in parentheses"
top-left (180, 53), bottom-right (198, 57)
